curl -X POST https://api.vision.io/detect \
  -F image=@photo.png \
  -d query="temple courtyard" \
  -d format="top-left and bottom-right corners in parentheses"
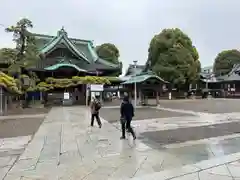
top-left (1, 99), bottom-right (240, 179)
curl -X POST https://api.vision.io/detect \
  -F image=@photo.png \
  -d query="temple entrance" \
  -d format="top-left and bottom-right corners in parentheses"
top-left (45, 85), bottom-right (86, 106)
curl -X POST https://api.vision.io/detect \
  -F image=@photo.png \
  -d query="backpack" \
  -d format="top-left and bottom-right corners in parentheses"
top-left (95, 100), bottom-right (102, 111)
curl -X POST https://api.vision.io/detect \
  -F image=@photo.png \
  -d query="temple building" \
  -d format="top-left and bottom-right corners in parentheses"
top-left (121, 64), bottom-right (168, 105)
top-left (200, 64), bottom-right (240, 98)
top-left (29, 27), bottom-right (122, 105)
top-left (31, 27), bottom-right (121, 77)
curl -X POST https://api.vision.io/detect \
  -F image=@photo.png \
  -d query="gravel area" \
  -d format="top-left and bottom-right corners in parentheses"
top-left (159, 99), bottom-right (240, 113)
top-left (100, 107), bottom-right (193, 123)
top-left (140, 121), bottom-right (240, 146)
top-left (0, 117), bottom-right (44, 138)
top-left (5, 107), bottom-right (50, 115)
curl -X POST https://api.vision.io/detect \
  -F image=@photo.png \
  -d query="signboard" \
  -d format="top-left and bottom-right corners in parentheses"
top-left (90, 84), bottom-right (103, 91)
top-left (63, 92), bottom-right (70, 99)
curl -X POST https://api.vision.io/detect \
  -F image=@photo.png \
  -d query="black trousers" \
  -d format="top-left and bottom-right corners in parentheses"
top-left (91, 112), bottom-right (102, 126)
top-left (121, 119), bottom-right (135, 138)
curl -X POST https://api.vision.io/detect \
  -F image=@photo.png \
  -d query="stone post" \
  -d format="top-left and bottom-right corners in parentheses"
top-left (156, 91), bottom-right (160, 105)
top-left (138, 89), bottom-right (142, 105)
top-left (0, 87), bottom-right (3, 115)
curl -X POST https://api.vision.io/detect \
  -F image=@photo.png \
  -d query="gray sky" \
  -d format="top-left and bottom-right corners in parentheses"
top-left (0, 0), bottom-right (240, 73)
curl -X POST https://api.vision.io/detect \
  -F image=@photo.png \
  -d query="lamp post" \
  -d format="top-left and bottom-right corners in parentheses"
top-left (133, 60), bottom-right (137, 108)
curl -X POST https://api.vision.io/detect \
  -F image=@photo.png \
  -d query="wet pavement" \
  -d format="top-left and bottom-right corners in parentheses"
top-left (3, 99), bottom-right (240, 180)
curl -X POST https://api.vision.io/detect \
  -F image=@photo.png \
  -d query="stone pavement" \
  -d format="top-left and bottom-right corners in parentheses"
top-left (3, 106), bottom-right (240, 180)
top-left (0, 136), bottom-right (31, 180)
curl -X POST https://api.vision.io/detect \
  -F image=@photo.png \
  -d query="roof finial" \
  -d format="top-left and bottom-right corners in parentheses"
top-left (57, 26), bottom-right (67, 36)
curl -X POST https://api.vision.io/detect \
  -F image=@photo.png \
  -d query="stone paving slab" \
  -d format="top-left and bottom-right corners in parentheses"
top-left (0, 136), bottom-right (31, 180)
top-left (130, 151), bottom-right (240, 180)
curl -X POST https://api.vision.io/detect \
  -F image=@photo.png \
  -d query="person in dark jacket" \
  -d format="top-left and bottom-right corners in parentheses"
top-left (120, 95), bottom-right (136, 140)
top-left (90, 96), bottom-right (102, 128)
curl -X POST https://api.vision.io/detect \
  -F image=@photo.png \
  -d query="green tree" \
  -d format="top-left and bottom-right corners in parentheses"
top-left (0, 48), bottom-right (17, 64)
top-left (5, 18), bottom-right (39, 108)
top-left (146, 28), bottom-right (201, 89)
top-left (5, 18), bottom-right (39, 75)
top-left (5, 18), bottom-right (33, 62)
top-left (96, 43), bottom-right (120, 64)
top-left (213, 49), bottom-right (240, 76)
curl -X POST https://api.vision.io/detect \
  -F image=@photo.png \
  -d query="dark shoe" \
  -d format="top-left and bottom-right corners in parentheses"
top-left (133, 135), bottom-right (136, 140)
top-left (99, 124), bottom-right (102, 128)
top-left (91, 125), bottom-right (94, 127)
top-left (120, 136), bottom-right (126, 140)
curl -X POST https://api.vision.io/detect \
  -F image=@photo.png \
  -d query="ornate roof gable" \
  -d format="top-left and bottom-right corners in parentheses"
top-left (39, 27), bottom-right (90, 63)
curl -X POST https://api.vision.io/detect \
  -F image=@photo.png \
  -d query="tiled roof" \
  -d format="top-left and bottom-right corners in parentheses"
top-left (200, 64), bottom-right (240, 82)
top-left (33, 28), bottom-right (120, 70)
top-left (39, 29), bottom-right (90, 63)
top-left (122, 72), bottom-right (167, 84)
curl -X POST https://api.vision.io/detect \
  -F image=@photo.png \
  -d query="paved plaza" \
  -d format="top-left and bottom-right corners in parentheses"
top-left (1, 99), bottom-right (240, 179)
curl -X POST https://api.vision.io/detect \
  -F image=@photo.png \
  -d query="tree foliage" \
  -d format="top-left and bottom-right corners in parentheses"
top-left (5, 19), bottom-right (40, 76)
top-left (0, 48), bottom-right (17, 64)
top-left (213, 49), bottom-right (240, 76)
top-left (5, 18), bottom-right (33, 58)
top-left (96, 43), bottom-right (120, 64)
top-left (35, 76), bottom-right (112, 92)
top-left (0, 72), bottom-right (21, 94)
top-left (146, 28), bottom-right (201, 88)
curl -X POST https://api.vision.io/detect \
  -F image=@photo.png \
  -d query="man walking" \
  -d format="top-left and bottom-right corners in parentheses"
top-left (120, 95), bottom-right (136, 140)
top-left (90, 96), bottom-right (102, 128)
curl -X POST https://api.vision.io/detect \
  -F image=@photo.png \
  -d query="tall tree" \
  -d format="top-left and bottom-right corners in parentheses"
top-left (6, 18), bottom-right (33, 59)
top-left (213, 49), bottom-right (240, 76)
top-left (5, 19), bottom-right (39, 108)
top-left (146, 28), bottom-right (201, 89)
top-left (5, 18), bottom-right (33, 75)
top-left (96, 43), bottom-right (120, 64)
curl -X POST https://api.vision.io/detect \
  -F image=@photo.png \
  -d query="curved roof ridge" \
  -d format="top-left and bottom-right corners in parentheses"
top-left (39, 32), bottom-right (90, 63)
top-left (122, 73), bottom-right (168, 84)
top-left (33, 33), bottom-right (92, 44)
top-left (39, 35), bottom-right (61, 52)
top-left (87, 43), bottom-right (98, 61)
top-left (62, 34), bottom-right (89, 62)
top-left (44, 63), bottom-right (87, 72)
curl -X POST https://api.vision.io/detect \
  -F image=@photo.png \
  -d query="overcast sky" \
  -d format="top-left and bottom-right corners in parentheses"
top-left (0, 0), bottom-right (240, 73)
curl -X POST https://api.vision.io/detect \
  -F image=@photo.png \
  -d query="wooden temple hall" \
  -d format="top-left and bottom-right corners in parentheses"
top-left (200, 64), bottom-right (240, 98)
top-left (121, 64), bottom-right (168, 105)
top-left (28, 28), bottom-right (123, 105)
